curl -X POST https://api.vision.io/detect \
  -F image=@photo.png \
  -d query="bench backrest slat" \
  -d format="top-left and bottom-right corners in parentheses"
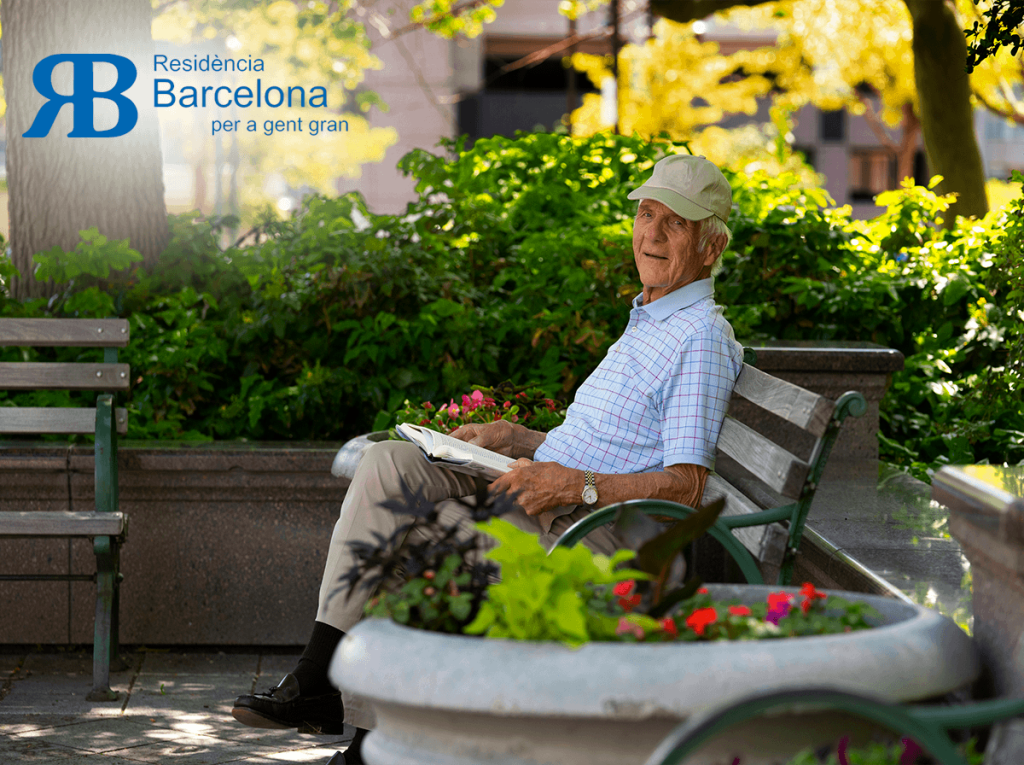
top-left (0, 318), bottom-right (130, 348)
top-left (0, 407), bottom-right (129, 435)
top-left (716, 415), bottom-right (810, 499)
top-left (703, 474), bottom-right (789, 563)
top-left (731, 364), bottom-right (834, 438)
top-left (0, 511), bottom-right (125, 537)
top-left (0, 363), bottom-right (130, 391)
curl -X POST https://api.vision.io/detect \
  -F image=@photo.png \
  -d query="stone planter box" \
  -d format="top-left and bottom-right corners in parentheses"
top-left (933, 465), bottom-right (1024, 761)
top-left (331, 584), bottom-right (978, 765)
top-left (0, 441), bottom-right (350, 645)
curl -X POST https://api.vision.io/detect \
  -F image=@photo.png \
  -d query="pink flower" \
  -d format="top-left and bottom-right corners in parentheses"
top-left (766, 592), bottom-right (793, 625)
top-left (728, 605), bottom-right (752, 617)
top-left (446, 400), bottom-right (460, 418)
top-left (616, 618), bottom-right (645, 640)
top-left (471, 390), bottom-right (484, 407)
top-left (462, 394), bottom-right (473, 410)
top-left (685, 607), bottom-right (718, 636)
top-left (503, 401), bottom-right (512, 409)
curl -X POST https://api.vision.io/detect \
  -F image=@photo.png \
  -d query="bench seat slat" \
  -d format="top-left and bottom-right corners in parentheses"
top-left (704, 473), bottom-right (789, 571)
top-left (0, 408), bottom-right (128, 435)
top-left (0, 511), bottom-right (125, 536)
top-left (0, 318), bottom-right (130, 348)
top-left (732, 364), bottom-right (834, 438)
top-left (716, 415), bottom-right (810, 499)
top-left (0, 363), bottom-right (130, 391)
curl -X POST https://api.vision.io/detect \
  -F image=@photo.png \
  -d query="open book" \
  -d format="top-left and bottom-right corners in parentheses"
top-left (396, 423), bottom-right (514, 480)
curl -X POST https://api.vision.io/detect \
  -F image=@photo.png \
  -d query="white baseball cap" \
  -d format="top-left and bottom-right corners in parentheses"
top-left (628, 154), bottom-right (732, 224)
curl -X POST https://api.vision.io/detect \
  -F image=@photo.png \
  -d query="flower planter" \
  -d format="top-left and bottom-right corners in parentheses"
top-left (332, 430), bottom-right (390, 481)
top-left (330, 584), bottom-right (978, 765)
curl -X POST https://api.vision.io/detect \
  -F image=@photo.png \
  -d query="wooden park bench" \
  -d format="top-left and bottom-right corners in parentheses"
top-left (0, 318), bottom-right (129, 701)
top-left (556, 350), bottom-right (867, 586)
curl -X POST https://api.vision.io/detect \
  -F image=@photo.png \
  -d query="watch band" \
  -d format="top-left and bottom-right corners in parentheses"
top-left (581, 470), bottom-right (598, 505)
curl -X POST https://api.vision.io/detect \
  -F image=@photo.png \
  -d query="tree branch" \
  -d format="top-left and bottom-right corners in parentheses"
top-left (973, 87), bottom-right (1024, 127)
top-left (856, 92), bottom-right (898, 153)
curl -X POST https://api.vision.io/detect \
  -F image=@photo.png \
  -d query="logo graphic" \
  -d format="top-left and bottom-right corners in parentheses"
top-left (24, 54), bottom-right (138, 138)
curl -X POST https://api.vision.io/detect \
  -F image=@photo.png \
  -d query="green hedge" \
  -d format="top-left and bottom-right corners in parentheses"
top-left (0, 133), bottom-right (1020, 480)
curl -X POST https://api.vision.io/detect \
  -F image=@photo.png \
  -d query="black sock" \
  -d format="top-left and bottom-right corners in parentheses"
top-left (345, 726), bottom-right (369, 764)
top-left (293, 621), bottom-right (344, 696)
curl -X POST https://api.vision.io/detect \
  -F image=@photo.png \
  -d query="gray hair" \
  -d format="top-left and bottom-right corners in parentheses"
top-left (699, 215), bottom-right (732, 277)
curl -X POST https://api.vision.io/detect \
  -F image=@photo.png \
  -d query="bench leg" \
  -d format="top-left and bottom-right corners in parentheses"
top-left (87, 536), bottom-right (121, 702)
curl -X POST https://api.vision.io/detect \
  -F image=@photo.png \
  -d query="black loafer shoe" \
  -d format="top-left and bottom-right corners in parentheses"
top-left (231, 673), bottom-right (344, 734)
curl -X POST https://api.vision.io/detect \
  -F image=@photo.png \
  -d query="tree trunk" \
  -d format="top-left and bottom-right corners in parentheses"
top-left (2, 0), bottom-right (169, 300)
top-left (903, 0), bottom-right (988, 222)
top-left (654, 0), bottom-right (990, 223)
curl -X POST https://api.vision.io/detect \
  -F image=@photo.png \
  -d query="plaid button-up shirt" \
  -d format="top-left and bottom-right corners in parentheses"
top-left (534, 278), bottom-right (743, 473)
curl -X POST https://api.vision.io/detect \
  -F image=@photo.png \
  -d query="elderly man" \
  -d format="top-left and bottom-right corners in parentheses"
top-left (231, 154), bottom-right (744, 761)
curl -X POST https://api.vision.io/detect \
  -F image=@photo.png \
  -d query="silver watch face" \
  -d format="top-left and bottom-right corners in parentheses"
top-left (582, 486), bottom-right (598, 505)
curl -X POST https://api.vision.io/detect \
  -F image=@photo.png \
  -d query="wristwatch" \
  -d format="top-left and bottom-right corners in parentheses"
top-left (581, 470), bottom-right (598, 505)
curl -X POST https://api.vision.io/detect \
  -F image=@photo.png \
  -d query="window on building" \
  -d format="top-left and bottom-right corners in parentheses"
top-left (849, 149), bottom-right (896, 201)
top-left (820, 110), bottom-right (845, 142)
top-left (457, 35), bottom-right (601, 141)
top-left (793, 145), bottom-right (816, 170)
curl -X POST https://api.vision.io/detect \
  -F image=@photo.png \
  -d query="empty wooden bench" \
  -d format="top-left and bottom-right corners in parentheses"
top-left (0, 318), bottom-right (129, 701)
top-left (556, 350), bottom-right (867, 586)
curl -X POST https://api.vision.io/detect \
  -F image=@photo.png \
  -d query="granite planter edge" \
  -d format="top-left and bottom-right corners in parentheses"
top-left (331, 584), bottom-right (978, 765)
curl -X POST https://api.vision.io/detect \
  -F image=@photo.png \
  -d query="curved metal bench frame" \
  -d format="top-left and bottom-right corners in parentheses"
top-left (642, 687), bottom-right (1024, 765)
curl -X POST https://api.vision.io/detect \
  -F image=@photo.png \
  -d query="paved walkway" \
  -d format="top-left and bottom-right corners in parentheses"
top-left (0, 648), bottom-right (355, 763)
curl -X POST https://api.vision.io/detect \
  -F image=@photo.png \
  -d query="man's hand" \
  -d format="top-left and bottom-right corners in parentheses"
top-left (449, 420), bottom-right (546, 460)
top-left (488, 459), bottom-right (578, 516)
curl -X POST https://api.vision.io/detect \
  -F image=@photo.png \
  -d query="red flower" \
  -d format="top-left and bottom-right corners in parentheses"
top-left (503, 401), bottom-right (512, 409)
top-left (799, 582), bottom-right (827, 615)
top-left (423, 401), bottom-right (433, 410)
top-left (685, 607), bottom-right (718, 636)
top-left (660, 617), bottom-right (678, 638)
top-left (544, 398), bottom-right (557, 411)
top-left (728, 605), bottom-right (752, 617)
top-left (698, 587), bottom-right (708, 594)
top-left (613, 580), bottom-right (642, 612)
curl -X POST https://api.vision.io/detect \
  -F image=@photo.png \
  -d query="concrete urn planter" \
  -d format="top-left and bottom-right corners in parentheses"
top-left (332, 431), bottom-right (391, 481)
top-left (330, 584), bottom-right (979, 765)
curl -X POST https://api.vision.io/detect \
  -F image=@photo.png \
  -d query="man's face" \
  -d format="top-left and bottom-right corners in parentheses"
top-left (632, 199), bottom-right (718, 303)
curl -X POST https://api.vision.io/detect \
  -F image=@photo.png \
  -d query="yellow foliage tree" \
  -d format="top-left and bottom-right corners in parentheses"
top-left (152, 0), bottom-right (397, 221)
top-left (564, 0), bottom-right (1010, 221)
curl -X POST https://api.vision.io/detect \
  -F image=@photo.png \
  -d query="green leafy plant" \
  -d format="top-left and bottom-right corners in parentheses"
top-left (335, 481), bottom-right (515, 634)
top-left (1, 131), bottom-right (1020, 478)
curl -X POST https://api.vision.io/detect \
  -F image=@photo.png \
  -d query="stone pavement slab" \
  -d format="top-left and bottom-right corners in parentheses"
top-left (0, 648), bottom-right (357, 765)
top-left (806, 461), bottom-right (973, 627)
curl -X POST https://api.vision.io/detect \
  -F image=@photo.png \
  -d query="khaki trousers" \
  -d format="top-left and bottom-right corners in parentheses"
top-left (316, 440), bottom-right (621, 728)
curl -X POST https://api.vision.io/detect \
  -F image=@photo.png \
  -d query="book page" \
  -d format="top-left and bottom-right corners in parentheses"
top-left (396, 423), bottom-right (513, 474)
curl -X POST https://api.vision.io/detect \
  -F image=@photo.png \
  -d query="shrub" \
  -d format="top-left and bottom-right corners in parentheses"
top-left (0, 131), bottom-right (1019, 479)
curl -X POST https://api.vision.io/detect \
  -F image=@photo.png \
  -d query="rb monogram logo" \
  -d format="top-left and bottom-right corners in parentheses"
top-left (23, 54), bottom-right (138, 138)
